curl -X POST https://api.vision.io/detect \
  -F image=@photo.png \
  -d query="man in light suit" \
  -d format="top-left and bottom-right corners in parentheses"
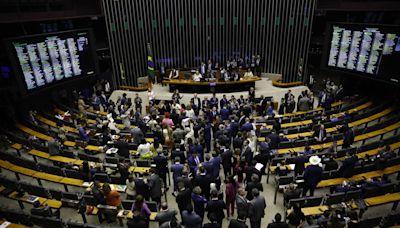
top-left (155, 203), bottom-right (177, 226)
top-left (191, 93), bottom-right (201, 115)
top-left (248, 188), bottom-right (266, 228)
top-left (149, 169), bottom-right (163, 207)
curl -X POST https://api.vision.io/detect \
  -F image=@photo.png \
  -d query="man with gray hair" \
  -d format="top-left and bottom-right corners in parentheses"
top-left (248, 188), bottom-right (266, 228)
top-left (155, 202), bottom-right (177, 226)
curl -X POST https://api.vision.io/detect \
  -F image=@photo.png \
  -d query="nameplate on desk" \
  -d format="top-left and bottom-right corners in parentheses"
top-left (110, 184), bottom-right (127, 192)
top-left (97, 204), bottom-right (117, 210)
top-left (106, 148), bottom-right (118, 155)
top-left (82, 182), bottom-right (93, 187)
top-left (209, 82), bottom-right (216, 86)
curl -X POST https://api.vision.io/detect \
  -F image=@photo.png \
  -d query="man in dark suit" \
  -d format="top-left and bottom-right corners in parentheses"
top-left (209, 93), bottom-right (219, 109)
top-left (339, 152), bottom-right (358, 178)
top-left (245, 174), bottom-right (263, 201)
top-left (228, 212), bottom-right (248, 228)
top-left (303, 156), bottom-right (323, 197)
top-left (267, 213), bottom-right (289, 228)
top-left (202, 154), bottom-right (214, 177)
top-left (115, 138), bottom-right (129, 158)
top-left (221, 147), bottom-right (233, 178)
top-left (206, 190), bottom-right (226, 225)
top-left (188, 151), bottom-right (203, 174)
top-left (176, 170), bottom-right (193, 190)
top-left (176, 182), bottom-right (192, 224)
top-left (241, 140), bottom-right (253, 165)
top-left (153, 149), bottom-right (168, 186)
top-left (171, 157), bottom-right (184, 191)
top-left (248, 189), bottom-right (266, 228)
top-left (313, 124), bottom-right (327, 142)
top-left (220, 94), bottom-right (229, 108)
top-left (294, 153), bottom-right (308, 177)
top-left (149, 169), bottom-right (163, 206)
top-left (342, 125), bottom-right (355, 148)
top-left (220, 105), bottom-right (230, 121)
top-left (233, 133), bottom-right (244, 150)
top-left (194, 166), bottom-right (213, 200)
top-left (267, 130), bottom-right (280, 149)
top-left (155, 203), bottom-right (177, 226)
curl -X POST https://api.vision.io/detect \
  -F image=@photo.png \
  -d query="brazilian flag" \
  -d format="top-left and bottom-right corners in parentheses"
top-left (147, 43), bottom-right (155, 83)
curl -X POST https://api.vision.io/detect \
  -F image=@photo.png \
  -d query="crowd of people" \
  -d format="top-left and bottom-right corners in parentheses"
top-left (21, 72), bottom-right (400, 228)
top-left (165, 57), bottom-right (262, 83)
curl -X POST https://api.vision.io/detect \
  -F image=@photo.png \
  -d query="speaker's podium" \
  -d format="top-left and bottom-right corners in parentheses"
top-left (164, 69), bottom-right (261, 93)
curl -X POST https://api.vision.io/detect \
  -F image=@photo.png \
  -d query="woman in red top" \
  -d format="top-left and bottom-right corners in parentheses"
top-left (225, 175), bottom-right (239, 217)
top-left (103, 183), bottom-right (122, 209)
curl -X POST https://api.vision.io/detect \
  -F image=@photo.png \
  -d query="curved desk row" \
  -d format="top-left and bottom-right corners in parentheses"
top-left (165, 77), bottom-right (262, 93)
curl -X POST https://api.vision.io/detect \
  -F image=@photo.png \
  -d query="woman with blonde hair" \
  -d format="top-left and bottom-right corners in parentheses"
top-left (162, 123), bottom-right (173, 151)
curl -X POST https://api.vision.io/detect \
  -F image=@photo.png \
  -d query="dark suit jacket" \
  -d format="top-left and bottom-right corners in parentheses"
top-left (313, 129), bottom-right (327, 141)
top-left (153, 155), bottom-right (168, 174)
top-left (194, 174), bottom-right (213, 199)
top-left (115, 140), bottom-right (129, 158)
top-left (206, 199), bottom-right (226, 222)
top-left (204, 222), bottom-right (222, 228)
top-left (176, 188), bottom-right (192, 210)
top-left (267, 133), bottom-right (280, 149)
top-left (294, 155), bottom-right (308, 175)
top-left (267, 222), bottom-right (290, 228)
top-left (229, 219), bottom-right (248, 228)
top-left (304, 165), bottom-right (323, 187)
top-left (245, 181), bottom-right (263, 200)
top-left (241, 146), bottom-right (253, 165)
top-left (343, 129), bottom-right (355, 147)
top-left (340, 156), bottom-right (358, 178)
top-left (221, 149), bottom-right (233, 172)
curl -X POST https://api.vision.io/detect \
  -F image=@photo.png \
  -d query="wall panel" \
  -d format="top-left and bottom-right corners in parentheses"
top-left (103, 0), bottom-right (315, 86)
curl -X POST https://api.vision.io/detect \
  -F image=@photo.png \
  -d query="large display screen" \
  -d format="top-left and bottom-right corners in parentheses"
top-left (322, 23), bottom-right (400, 84)
top-left (5, 29), bottom-right (98, 92)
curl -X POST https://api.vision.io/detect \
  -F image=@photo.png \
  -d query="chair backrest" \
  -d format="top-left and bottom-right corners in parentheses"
top-left (122, 200), bottom-right (134, 210)
top-left (38, 164), bottom-right (64, 176)
top-left (49, 189), bottom-right (63, 201)
top-left (362, 186), bottom-right (381, 198)
top-left (65, 169), bottom-right (81, 179)
top-left (304, 196), bottom-right (324, 207)
top-left (345, 189), bottom-right (362, 201)
top-left (83, 195), bottom-right (97, 206)
top-left (105, 156), bottom-right (119, 164)
top-left (136, 159), bottom-right (151, 167)
top-left (325, 192), bottom-right (345, 205)
top-left (146, 201), bottom-right (158, 212)
top-left (278, 176), bottom-right (294, 186)
top-left (379, 183), bottom-right (394, 195)
top-left (93, 173), bottom-right (110, 183)
top-left (43, 217), bottom-right (63, 228)
top-left (62, 192), bottom-right (79, 201)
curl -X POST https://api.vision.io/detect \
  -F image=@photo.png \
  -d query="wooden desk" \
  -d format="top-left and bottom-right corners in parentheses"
top-left (117, 210), bottom-right (157, 221)
top-left (11, 143), bottom-right (22, 151)
top-left (36, 115), bottom-right (78, 133)
top-left (0, 219), bottom-right (26, 228)
top-left (8, 191), bottom-right (47, 206)
top-left (165, 77), bottom-right (261, 93)
top-left (365, 192), bottom-right (400, 207)
top-left (287, 205), bottom-right (329, 216)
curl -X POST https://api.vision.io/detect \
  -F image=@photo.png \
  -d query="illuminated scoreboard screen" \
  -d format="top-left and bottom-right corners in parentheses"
top-left (5, 29), bottom-right (98, 92)
top-left (323, 23), bottom-right (400, 84)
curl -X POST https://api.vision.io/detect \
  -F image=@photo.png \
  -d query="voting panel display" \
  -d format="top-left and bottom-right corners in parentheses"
top-left (323, 23), bottom-right (400, 84)
top-left (6, 29), bottom-right (98, 92)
